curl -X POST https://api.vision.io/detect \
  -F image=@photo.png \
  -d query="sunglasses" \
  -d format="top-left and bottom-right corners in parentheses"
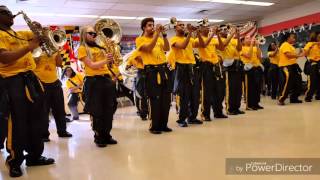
top-left (0, 11), bottom-right (13, 17)
top-left (87, 32), bottom-right (97, 37)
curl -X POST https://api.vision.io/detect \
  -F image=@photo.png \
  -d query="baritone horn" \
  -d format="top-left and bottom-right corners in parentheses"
top-left (255, 34), bottom-right (266, 45)
top-left (163, 17), bottom-right (178, 31)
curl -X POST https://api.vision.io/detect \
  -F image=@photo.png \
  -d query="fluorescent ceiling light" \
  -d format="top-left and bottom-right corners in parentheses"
top-left (191, 0), bottom-right (274, 6)
top-left (28, 13), bottom-right (98, 18)
top-left (100, 16), bottom-right (136, 20)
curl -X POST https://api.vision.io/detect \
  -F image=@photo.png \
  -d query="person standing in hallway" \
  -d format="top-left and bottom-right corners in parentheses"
top-left (304, 32), bottom-right (320, 102)
top-left (0, 5), bottom-right (54, 177)
top-left (33, 51), bottom-right (73, 142)
top-left (195, 25), bottom-right (227, 121)
top-left (278, 33), bottom-right (304, 105)
top-left (169, 21), bottom-right (203, 127)
top-left (240, 36), bottom-right (264, 110)
top-left (78, 26), bottom-right (118, 147)
top-left (267, 42), bottom-right (280, 100)
top-left (136, 17), bottom-right (172, 134)
top-left (219, 25), bottom-right (245, 115)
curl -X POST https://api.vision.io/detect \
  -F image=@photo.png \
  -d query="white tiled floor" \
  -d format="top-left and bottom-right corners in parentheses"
top-left (0, 97), bottom-right (320, 180)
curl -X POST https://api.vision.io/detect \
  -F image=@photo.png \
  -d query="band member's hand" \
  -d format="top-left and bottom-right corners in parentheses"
top-left (211, 26), bottom-right (218, 35)
top-left (28, 37), bottom-right (40, 51)
top-left (186, 24), bottom-right (194, 33)
top-left (106, 53), bottom-right (114, 63)
top-left (155, 24), bottom-right (162, 34)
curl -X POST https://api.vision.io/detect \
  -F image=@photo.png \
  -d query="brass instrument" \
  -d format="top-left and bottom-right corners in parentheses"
top-left (94, 18), bottom-right (122, 65)
top-left (15, 11), bottom-right (67, 57)
top-left (255, 34), bottom-right (266, 45)
top-left (163, 17), bottom-right (177, 31)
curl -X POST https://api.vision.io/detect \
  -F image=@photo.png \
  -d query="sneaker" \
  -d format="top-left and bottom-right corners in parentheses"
top-left (176, 120), bottom-right (188, 127)
top-left (235, 110), bottom-right (245, 114)
top-left (26, 156), bottom-right (55, 166)
top-left (246, 107), bottom-right (258, 111)
top-left (305, 98), bottom-right (312, 102)
top-left (187, 119), bottom-right (203, 124)
top-left (162, 127), bottom-right (173, 132)
top-left (227, 111), bottom-right (238, 115)
top-left (58, 131), bottom-right (73, 138)
top-left (290, 99), bottom-right (303, 103)
top-left (214, 114), bottom-right (228, 118)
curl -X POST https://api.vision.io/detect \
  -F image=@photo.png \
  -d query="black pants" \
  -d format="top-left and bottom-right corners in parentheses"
top-left (225, 63), bottom-right (243, 113)
top-left (174, 63), bottom-right (200, 121)
top-left (305, 61), bottom-right (320, 100)
top-left (83, 75), bottom-right (116, 142)
top-left (279, 64), bottom-right (302, 102)
top-left (0, 77), bottom-right (8, 148)
top-left (134, 69), bottom-right (148, 118)
top-left (244, 68), bottom-right (260, 108)
top-left (201, 62), bottom-right (225, 118)
top-left (4, 72), bottom-right (45, 167)
top-left (42, 80), bottom-right (67, 138)
top-left (268, 64), bottom-right (280, 99)
top-left (145, 64), bottom-right (171, 131)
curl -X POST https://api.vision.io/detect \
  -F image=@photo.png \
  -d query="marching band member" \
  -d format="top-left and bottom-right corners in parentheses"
top-left (0, 5), bottom-right (54, 177)
top-left (126, 50), bottom-right (149, 120)
top-left (33, 51), bottom-right (73, 142)
top-left (169, 21), bottom-right (203, 127)
top-left (267, 42), bottom-right (280, 100)
top-left (241, 36), bottom-right (264, 110)
top-left (195, 25), bottom-right (227, 121)
top-left (278, 33), bottom-right (304, 105)
top-left (136, 17), bottom-right (172, 134)
top-left (0, 75), bottom-right (8, 150)
top-left (304, 32), bottom-right (320, 102)
top-left (219, 25), bottom-right (245, 115)
top-left (78, 25), bottom-right (117, 147)
top-left (62, 66), bottom-right (84, 121)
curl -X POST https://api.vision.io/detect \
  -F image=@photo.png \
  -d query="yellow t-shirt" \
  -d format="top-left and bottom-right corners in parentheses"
top-left (66, 73), bottom-right (84, 93)
top-left (0, 30), bottom-right (36, 78)
top-left (169, 36), bottom-right (195, 64)
top-left (279, 42), bottom-right (297, 67)
top-left (127, 50), bottom-right (144, 69)
top-left (268, 51), bottom-right (279, 65)
top-left (304, 42), bottom-right (320, 61)
top-left (135, 36), bottom-right (166, 65)
top-left (240, 46), bottom-right (260, 67)
top-left (33, 52), bottom-right (59, 83)
top-left (220, 38), bottom-right (239, 60)
top-left (78, 45), bottom-right (111, 76)
top-left (195, 36), bottom-right (219, 64)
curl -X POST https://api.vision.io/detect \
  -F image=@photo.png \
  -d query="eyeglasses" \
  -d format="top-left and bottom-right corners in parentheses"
top-left (87, 32), bottom-right (97, 38)
top-left (0, 11), bottom-right (13, 17)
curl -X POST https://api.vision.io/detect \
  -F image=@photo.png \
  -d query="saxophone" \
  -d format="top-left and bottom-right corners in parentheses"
top-left (15, 11), bottom-right (66, 57)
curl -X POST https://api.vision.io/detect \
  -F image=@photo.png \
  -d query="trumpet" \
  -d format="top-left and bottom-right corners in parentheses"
top-left (255, 34), bottom-right (266, 45)
top-left (163, 17), bottom-right (178, 31)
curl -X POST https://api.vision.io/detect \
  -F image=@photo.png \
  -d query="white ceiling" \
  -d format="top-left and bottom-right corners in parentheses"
top-left (0, 0), bottom-right (314, 30)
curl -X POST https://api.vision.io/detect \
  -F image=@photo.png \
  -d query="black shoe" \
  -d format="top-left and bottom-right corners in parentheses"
top-left (43, 137), bottom-right (50, 142)
top-left (204, 117), bottom-right (212, 121)
top-left (72, 117), bottom-right (79, 121)
top-left (290, 99), bottom-right (303, 103)
top-left (8, 166), bottom-right (22, 177)
top-left (176, 120), bottom-right (188, 127)
top-left (315, 97), bottom-right (320, 100)
top-left (187, 119), bottom-right (203, 124)
top-left (255, 105), bottom-right (264, 109)
top-left (162, 127), bottom-right (173, 132)
top-left (94, 139), bottom-right (107, 147)
top-left (141, 116), bottom-right (148, 121)
top-left (278, 101), bottom-right (285, 106)
top-left (246, 107), bottom-right (258, 111)
top-left (271, 96), bottom-right (277, 100)
top-left (235, 110), bottom-right (245, 114)
top-left (26, 156), bottom-right (55, 166)
top-left (214, 114), bottom-right (228, 118)
top-left (305, 98), bottom-right (312, 102)
top-left (107, 138), bottom-right (118, 145)
top-left (65, 117), bottom-right (73, 123)
top-left (227, 111), bottom-right (238, 115)
top-left (58, 132), bottom-right (73, 138)
top-left (149, 129), bottom-right (162, 134)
